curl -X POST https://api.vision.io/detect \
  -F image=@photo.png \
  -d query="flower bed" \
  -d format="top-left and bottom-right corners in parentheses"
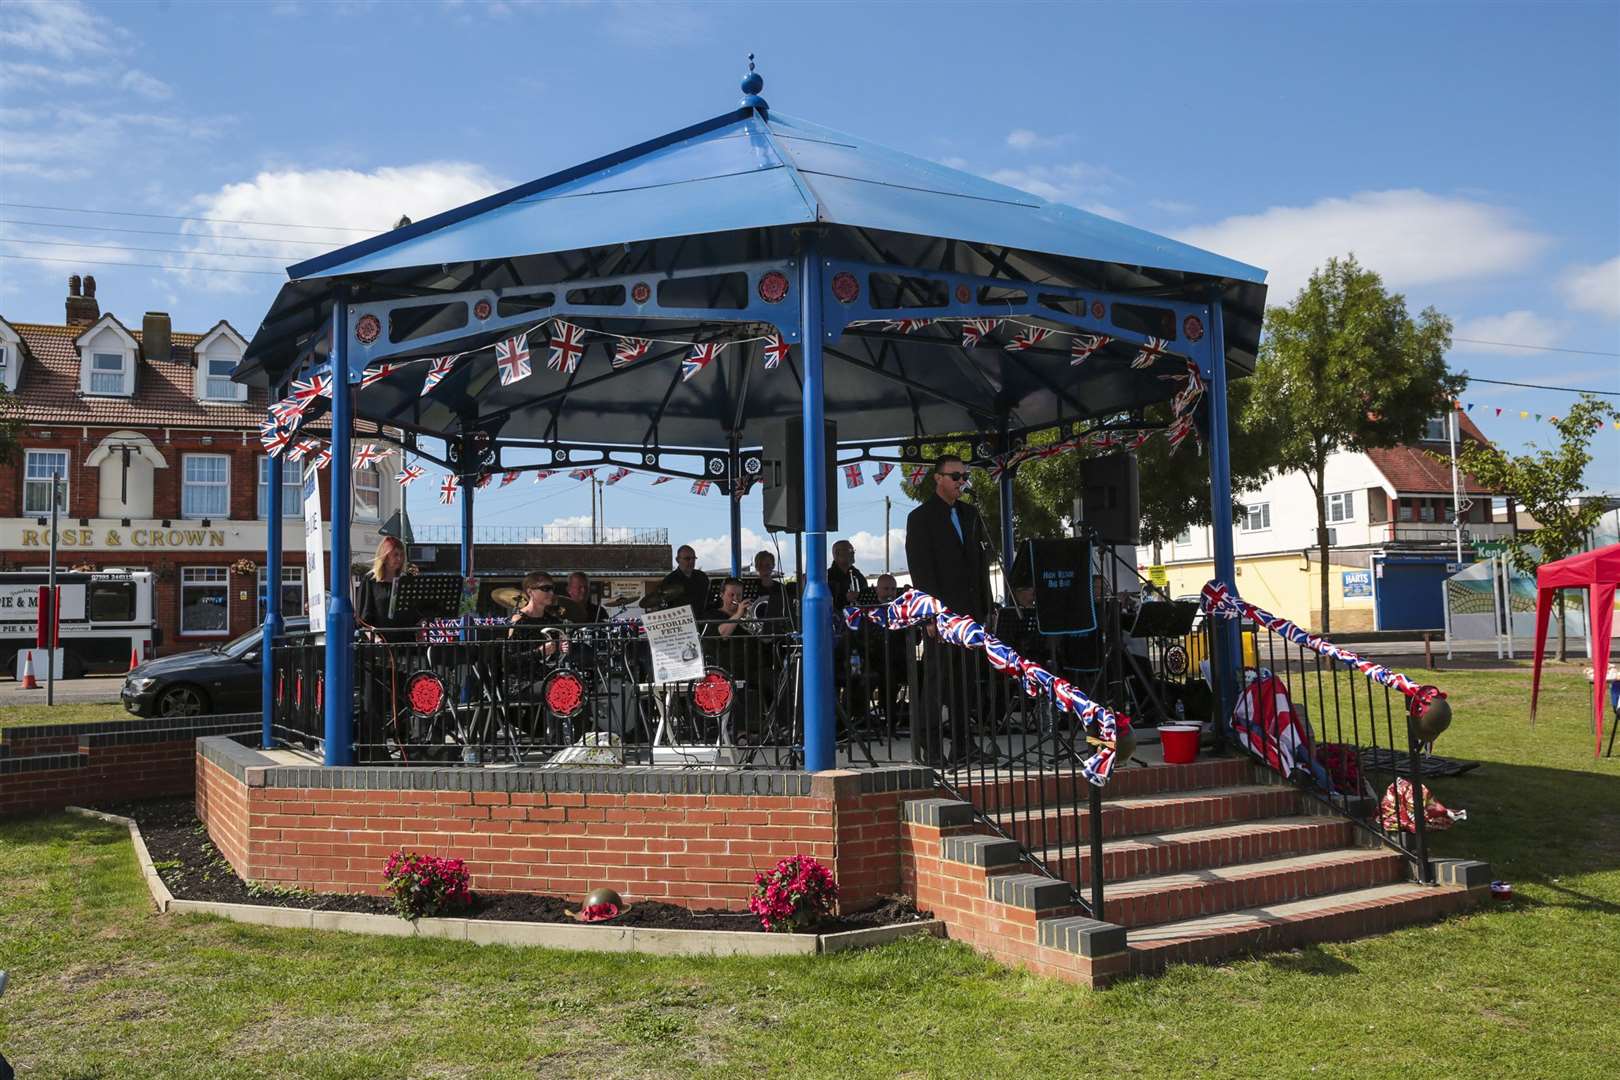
top-left (106, 798), bottom-right (929, 933)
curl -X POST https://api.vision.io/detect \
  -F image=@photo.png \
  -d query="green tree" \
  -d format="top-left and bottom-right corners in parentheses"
top-left (1245, 255), bottom-right (1461, 632)
top-left (1452, 395), bottom-right (1620, 660)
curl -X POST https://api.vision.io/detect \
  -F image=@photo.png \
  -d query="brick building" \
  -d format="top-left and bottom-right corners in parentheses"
top-left (0, 276), bottom-right (399, 655)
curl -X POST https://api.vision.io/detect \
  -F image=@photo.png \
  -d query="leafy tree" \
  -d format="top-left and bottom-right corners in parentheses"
top-left (1452, 395), bottom-right (1620, 660)
top-left (1244, 255), bottom-right (1461, 632)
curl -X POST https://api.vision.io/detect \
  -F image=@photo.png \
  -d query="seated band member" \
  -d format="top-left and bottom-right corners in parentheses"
top-left (849, 572), bottom-right (908, 725)
top-left (508, 572), bottom-right (570, 660)
top-left (752, 550), bottom-right (789, 624)
top-left (658, 545), bottom-right (710, 615)
top-left (828, 539), bottom-right (869, 609)
top-left (565, 570), bottom-right (610, 624)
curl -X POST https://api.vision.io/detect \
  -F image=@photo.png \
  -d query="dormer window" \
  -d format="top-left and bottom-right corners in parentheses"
top-left (193, 320), bottom-right (249, 403)
top-left (1421, 417), bottom-right (1450, 442)
top-left (75, 315), bottom-right (138, 398)
top-left (0, 317), bottom-right (24, 392)
top-left (90, 352), bottom-right (129, 394)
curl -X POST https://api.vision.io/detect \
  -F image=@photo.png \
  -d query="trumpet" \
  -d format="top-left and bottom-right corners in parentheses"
top-left (742, 595), bottom-right (772, 635)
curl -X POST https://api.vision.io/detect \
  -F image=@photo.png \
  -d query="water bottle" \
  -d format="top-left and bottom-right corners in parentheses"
top-left (1174, 699), bottom-right (1186, 724)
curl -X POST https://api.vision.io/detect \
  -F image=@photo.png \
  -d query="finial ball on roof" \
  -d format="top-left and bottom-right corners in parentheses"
top-left (739, 53), bottom-right (767, 110)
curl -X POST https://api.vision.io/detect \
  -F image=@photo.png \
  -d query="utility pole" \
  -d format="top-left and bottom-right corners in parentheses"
top-left (47, 474), bottom-right (59, 706)
top-left (1448, 409), bottom-right (1464, 563)
top-left (884, 496), bottom-right (892, 574)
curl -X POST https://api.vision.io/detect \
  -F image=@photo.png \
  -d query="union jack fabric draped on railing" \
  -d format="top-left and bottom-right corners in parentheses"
top-left (1198, 580), bottom-right (1428, 700)
top-left (842, 589), bottom-right (1133, 786)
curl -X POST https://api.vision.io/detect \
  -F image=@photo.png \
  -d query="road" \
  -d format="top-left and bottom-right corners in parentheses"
top-left (0, 674), bottom-right (125, 707)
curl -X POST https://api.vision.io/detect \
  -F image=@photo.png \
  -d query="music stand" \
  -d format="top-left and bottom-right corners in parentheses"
top-left (394, 573), bottom-right (464, 621)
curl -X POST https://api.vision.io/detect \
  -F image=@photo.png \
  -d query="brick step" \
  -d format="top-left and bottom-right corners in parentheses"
top-left (1126, 881), bottom-right (1475, 974)
top-left (1033, 815), bottom-right (1356, 884)
top-left (994, 784), bottom-right (1300, 849)
top-left (1091, 848), bottom-right (1409, 929)
top-left (950, 756), bottom-right (1258, 808)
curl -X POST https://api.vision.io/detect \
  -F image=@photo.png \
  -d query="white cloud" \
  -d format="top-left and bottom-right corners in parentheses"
top-left (177, 163), bottom-right (508, 288)
top-left (842, 529), bottom-right (908, 575)
top-left (1454, 310), bottom-right (1566, 352)
top-left (685, 528), bottom-right (773, 575)
top-left (0, 0), bottom-right (123, 60)
top-left (119, 69), bottom-right (173, 101)
top-left (1561, 257), bottom-right (1620, 319)
top-left (1006, 129), bottom-right (1067, 151)
top-left (985, 162), bottom-right (1126, 219)
top-left (1178, 189), bottom-right (1552, 304)
top-left (0, 61), bottom-right (102, 90)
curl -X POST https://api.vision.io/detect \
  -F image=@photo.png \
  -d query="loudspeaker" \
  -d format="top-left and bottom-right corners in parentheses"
top-left (761, 418), bottom-right (838, 533)
top-left (1078, 453), bottom-right (1139, 545)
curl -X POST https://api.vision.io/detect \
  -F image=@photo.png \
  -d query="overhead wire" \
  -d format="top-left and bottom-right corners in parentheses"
top-left (1453, 337), bottom-right (1620, 359)
top-left (0, 218), bottom-right (339, 247)
top-left (1, 237), bottom-right (289, 262)
top-left (0, 201), bottom-right (384, 234)
top-left (0, 254), bottom-right (284, 277)
top-left (1462, 376), bottom-right (1620, 397)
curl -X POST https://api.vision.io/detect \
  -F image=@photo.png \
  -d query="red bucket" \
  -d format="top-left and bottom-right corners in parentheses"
top-left (1159, 724), bottom-right (1201, 765)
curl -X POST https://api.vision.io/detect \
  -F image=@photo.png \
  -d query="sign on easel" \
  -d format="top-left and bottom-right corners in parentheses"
top-left (642, 604), bottom-right (706, 684)
top-left (303, 465), bottom-right (326, 629)
top-left (1025, 538), bottom-right (1097, 635)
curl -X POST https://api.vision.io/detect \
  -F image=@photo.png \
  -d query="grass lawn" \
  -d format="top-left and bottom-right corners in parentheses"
top-left (0, 701), bottom-right (138, 729)
top-left (1, 667), bottom-right (1617, 1078)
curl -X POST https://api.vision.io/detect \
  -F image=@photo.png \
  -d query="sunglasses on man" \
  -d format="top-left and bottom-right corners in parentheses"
top-left (939, 471), bottom-right (970, 482)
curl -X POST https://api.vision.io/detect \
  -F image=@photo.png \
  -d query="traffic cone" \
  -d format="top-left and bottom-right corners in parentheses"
top-left (20, 651), bottom-right (39, 690)
top-left (128, 645), bottom-right (141, 673)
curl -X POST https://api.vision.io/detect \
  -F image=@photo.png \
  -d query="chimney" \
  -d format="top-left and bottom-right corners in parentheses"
top-left (142, 311), bottom-right (172, 363)
top-left (65, 272), bottom-right (100, 325)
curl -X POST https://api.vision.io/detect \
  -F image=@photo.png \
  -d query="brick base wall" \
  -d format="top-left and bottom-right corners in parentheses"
top-left (0, 714), bottom-right (260, 817)
top-left (195, 738), bottom-right (937, 912)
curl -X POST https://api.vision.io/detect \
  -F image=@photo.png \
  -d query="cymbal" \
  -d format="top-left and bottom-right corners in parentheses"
top-left (490, 586), bottom-right (525, 610)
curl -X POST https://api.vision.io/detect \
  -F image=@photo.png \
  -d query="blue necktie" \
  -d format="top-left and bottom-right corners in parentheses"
top-left (949, 505), bottom-right (963, 543)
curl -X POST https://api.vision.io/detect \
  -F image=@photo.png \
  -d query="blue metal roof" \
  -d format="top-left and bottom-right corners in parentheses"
top-left (289, 109), bottom-right (1264, 289)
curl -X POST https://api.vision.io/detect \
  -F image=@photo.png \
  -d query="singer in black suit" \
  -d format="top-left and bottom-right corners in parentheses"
top-left (904, 456), bottom-right (996, 766)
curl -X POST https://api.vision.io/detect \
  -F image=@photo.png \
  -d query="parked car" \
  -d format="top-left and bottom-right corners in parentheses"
top-left (122, 618), bottom-right (310, 718)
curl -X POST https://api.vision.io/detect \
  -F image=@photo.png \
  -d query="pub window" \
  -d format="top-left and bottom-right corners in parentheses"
top-left (258, 456), bottom-right (302, 519)
top-left (354, 463), bottom-right (381, 521)
top-left (23, 449), bottom-right (69, 515)
top-left (181, 454), bottom-right (230, 518)
top-left (256, 566), bottom-right (305, 621)
top-left (180, 566), bottom-right (229, 634)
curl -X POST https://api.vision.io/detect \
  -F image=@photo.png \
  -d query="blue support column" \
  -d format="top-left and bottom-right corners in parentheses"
top-left (998, 466), bottom-right (1016, 604)
top-left (261, 383), bottom-right (285, 750)
top-left (1205, 299), bottom-right (1241, 733)
top-left (799, 240), bottom-right (835, 772)
top-left (728, 436), bottom-right (743, 578)
top-left (323, 297), bottom-right (356, 766)
top-left (459, 446), bottom-right (474, 579)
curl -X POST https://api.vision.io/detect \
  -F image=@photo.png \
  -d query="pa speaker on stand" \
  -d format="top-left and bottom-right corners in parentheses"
top-left (761, 418), bottom-right (838, 533)
top-left (1078, 452), bottom-right (1140, 546)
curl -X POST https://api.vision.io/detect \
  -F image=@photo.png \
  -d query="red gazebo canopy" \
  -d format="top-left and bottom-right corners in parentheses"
top-left (1531, 542), bottom-right (1620, 755)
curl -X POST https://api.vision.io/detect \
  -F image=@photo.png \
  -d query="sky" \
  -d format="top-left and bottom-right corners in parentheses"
top-left (1, 0), bottom-right (1616, 576)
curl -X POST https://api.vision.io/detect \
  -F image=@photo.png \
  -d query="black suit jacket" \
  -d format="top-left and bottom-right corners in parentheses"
top-left (905, 495), bottom-right (993, 622)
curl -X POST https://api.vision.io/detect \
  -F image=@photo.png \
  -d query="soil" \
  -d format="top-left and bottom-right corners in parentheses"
top-left (96, 798), bottom-right (932, 935)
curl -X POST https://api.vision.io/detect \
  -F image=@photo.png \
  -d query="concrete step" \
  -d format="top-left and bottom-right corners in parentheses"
top-left (1033, 815), bottom-right (1357, 884)
top-left (1095, 848), bottom-right (1409, 929)
top-left (952, 756), bottom-right (1258, 808)
top-left (994, 784), bottom-right (1301, 849)
top-left (1126, 882), bottom-right (1475, 974)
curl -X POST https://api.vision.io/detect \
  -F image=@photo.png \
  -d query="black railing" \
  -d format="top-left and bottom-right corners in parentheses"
top-left (1240, 624), bottom-right (1434, 882)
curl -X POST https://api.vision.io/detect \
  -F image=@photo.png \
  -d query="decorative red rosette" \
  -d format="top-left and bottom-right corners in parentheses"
top-left (757, 271), bottom-right (789, 303)
top-left (405, 671), bottom-right (445, 715)
top-left (543, 670), bottom-right (586, 718)
top-left (691, 669), bottom-right (734, 717)
top-left (355, 314), bottom-right (381, 344)
top-left (830, 271), bottom-right (860, 304)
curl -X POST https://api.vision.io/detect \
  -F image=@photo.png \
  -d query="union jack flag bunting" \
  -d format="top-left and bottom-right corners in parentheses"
top-left (311, 446), bottom-right (333, 471)
top-left (258, 416), bottom-right (279, 438)
top-left (423, 353), bottom-right (462, 391)
top-left (396, 464), bottom-right (424, 486)
top-left (263, 428), bottom-right (293, 457)
top-left (438, 474), bottom-right (460, 504)
top-left (546, 320), bottom-right (587, 374)
top-left (352, 443), bottom-right (385, 468)
top-left (731, 478), bottom-right (754, 500)
top-left (882, 318), bottom-right (933, 333)
top-left (290, 374), bottom-right (331, 402)
top-left (762, 334), bottom-right (790, 370)
top-left (269, 397), bottom-right (307, 428)
top-left (495, 332), bottom-right (532, 386)
top-left (843, 463), bottom-right (864, 489)
top-left (960, 318), bottom-right (1001, 348)
top-left (691, 480), bottom-right (712, 495)
top-left (873, 462), bottom-right (895, 485)
top-left (1005, 326), bottom-right (1052, 352)
top-left (568, 468), bottom-right (596, 482)
top-left (1070, 333), bottom-right (1111, 366)
top-left (651, 475), bottom-right (673, 486)
top-left (1128, 431), bottom-right (1154, 451)
top-left (286, 438), bottom-right (321, 463)
top-left (1130, 337), bottom-right (1170, 369)
top-left (475, 472), bottom-right (493, 489)
top-left (612, 337), bottom-right (650, 369)
top-left (681, 341), bottom-right (724, 382)
top-left (605, 467), bottom-right (630, 485)
top-left (499, 471), bottom-right (521, 487)
top-left (905, 465), bottom-right (929, 486)
top-left (531, 470), bottom-right (555, 483)
top-left (358, 363), bottom-right (398, 389)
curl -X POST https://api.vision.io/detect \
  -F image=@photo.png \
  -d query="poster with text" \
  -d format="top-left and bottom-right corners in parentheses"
top-left (642, 603), bottom-right (706, 684)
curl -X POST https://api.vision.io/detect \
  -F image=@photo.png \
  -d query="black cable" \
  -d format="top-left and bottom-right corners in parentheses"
top-left (1, 237), bottom-right (287, 262)
top-left (1463, 376), bottom-right (1620, 397)
top-left (0, 201), bottom-right (381, 233)
top-left (0, 218), bottom-right (338, 246)
top-left (1455, 337), bottom-right (1619, 359)
top-left (0, 254), bottom-right (283, 277)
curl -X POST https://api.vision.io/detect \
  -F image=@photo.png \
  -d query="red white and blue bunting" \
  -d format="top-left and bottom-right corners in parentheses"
top-left (843, 588), bottom-right (1132, 786)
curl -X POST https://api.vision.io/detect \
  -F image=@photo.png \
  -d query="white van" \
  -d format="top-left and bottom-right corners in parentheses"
top-left (0, 570), bottom-right (157, 678)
